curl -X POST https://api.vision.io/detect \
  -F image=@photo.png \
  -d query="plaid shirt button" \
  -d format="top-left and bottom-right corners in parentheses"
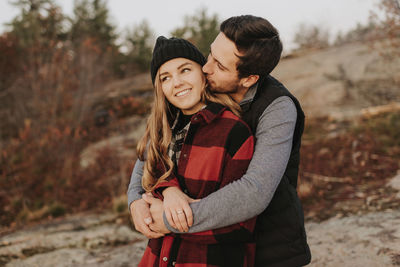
top-left (162, 256), bottom-right (168, 262)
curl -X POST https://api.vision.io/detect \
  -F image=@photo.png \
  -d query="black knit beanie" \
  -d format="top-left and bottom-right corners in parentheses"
top-left (150, 36), bottom-right (206, 84)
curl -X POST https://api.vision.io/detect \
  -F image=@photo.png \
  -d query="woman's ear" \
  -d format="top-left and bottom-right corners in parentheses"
top-left (240, 75), bottom-right (259, 88)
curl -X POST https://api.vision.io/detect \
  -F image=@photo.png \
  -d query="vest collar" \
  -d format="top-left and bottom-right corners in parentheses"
top-left (240, 82), bottom-right (258, 107)
top-left (240, 81), bottom-right (259, 113)
top-left (239, 75), bottom-right (272, 112)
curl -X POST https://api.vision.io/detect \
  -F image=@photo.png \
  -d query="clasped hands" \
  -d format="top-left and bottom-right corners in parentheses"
top-left (130, 187), bottom-right (199, 239)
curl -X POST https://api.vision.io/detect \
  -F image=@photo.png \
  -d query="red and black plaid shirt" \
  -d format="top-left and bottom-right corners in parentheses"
top-left (139, 103), bottom-right (256, 267)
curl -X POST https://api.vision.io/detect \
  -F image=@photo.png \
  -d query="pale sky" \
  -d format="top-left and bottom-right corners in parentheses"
top-left (0, 0), bottom-right (380, 51)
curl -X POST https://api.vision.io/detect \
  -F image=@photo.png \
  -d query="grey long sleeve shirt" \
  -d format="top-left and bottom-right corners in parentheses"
top-left (127, 94), bottom-right (297, 234)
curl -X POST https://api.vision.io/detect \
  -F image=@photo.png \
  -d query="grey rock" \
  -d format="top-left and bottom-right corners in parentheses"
top-left (0, 213), bottom-right (147, 267)
top-left (306, 209), bottom-right (400, 267)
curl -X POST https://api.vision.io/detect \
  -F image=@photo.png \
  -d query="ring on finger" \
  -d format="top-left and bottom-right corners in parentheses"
top-left (177, 210), bottom-right (184, 214)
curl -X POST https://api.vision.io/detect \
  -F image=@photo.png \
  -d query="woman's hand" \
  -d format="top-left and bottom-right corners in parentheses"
top-left (162, 187), bottom-right (196, 232)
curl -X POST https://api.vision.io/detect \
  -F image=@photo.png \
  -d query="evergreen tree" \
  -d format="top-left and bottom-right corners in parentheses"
top-left (69, 0), bottom-right (126, 78)
top-left (125, 20), bottom-right (155, 72)
top-left (0, 0), bottom-right (67, 138)
top-left (171, 8), bottom-right (219, 55)
top-left (8, 0), bottom-right (66, 48)
top-left (70, 0), bottom-right (116, 50)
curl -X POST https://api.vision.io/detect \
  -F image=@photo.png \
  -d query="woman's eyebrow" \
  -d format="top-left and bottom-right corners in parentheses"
top-left (159, 71), bottom-right (169, 77)
top-left (177, 62), bottom-right (193, 69)
top-left (160, 62), bottom-right (193, 77)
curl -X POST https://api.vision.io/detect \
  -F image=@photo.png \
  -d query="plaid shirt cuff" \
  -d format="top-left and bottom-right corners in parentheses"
top-left (152, 178), bottom-right (181, 199)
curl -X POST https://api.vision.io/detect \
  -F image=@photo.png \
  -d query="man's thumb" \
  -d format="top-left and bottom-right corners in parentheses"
top-left (187, 198), bottom-right (200, 203)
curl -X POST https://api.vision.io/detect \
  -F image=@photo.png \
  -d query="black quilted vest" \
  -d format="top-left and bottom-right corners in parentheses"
top-left (241, 75), bottom-right (311, 267)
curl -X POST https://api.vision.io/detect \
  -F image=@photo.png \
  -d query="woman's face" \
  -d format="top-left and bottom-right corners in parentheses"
top-left (158, 58), bottom-right (205, 115)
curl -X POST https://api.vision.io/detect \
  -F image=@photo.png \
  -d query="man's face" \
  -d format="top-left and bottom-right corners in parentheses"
top-left (202, 33), bottom-right (242, 99)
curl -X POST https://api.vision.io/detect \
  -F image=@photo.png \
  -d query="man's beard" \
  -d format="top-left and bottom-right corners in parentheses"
top-left (206, 77), bottom-right (240, 95)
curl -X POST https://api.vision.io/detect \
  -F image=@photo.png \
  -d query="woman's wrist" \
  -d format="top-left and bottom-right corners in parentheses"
top-left (162, 186), bottom-right (180, 197)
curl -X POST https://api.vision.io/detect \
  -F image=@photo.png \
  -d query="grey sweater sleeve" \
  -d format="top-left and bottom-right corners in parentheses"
top-left (164, 96), bottom-right (297, 233)
top-left (127, 159), bottom-right (145, 209)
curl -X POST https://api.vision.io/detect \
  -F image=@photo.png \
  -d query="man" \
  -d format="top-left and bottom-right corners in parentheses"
top-left (128, 15), bottom-right (311, 266)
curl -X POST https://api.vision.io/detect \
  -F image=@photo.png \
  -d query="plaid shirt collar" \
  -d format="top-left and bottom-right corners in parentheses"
top-left (168, 103), bottom-right (228, 168)
top-left (192, 102), bottom-right (227, 124)
top-left (168, 112), bottom-right (191, 166)
top-left (170, 84), bottom-right (258, 128)
top-left (171, 102), bottom-right (226, 129)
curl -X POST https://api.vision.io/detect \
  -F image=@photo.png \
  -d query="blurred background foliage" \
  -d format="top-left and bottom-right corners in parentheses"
top-left (0, 0), bottom-right (222, 228)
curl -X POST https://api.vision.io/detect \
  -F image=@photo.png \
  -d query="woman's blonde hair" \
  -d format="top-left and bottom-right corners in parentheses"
top-left (137, 65), bottom-right (240, 192)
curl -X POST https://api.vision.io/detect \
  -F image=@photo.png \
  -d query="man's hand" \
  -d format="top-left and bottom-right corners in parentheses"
top-left (162, 187), bottom-right (194, 232)
top-left (142, 193), bottom-right (171, 234)
top-left (129, 198), bottom-right (164, 239)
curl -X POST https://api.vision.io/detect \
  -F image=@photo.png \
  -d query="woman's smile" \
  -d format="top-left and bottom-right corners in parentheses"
top-left (175, 88), bottom-right (191, 97)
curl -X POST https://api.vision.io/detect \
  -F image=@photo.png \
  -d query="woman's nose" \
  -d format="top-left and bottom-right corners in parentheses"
top-left (173, 75), bottom-right (184, 88)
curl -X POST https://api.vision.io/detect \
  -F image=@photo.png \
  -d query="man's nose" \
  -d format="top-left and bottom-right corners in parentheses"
top-left (202, 61), bottom-right (211, 74)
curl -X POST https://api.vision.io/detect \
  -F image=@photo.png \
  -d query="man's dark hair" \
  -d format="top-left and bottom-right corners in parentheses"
top-left (220, 15), bottom-right (283, 78)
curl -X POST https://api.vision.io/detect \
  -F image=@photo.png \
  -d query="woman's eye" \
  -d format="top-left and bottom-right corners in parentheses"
top-left (161, 76), bottom-right (169, 82)
top-left (182, 68), bottom-right (191, 73)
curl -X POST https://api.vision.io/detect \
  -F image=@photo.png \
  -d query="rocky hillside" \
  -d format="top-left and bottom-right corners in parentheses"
top-left (273, 42), bottom-right (400, 120)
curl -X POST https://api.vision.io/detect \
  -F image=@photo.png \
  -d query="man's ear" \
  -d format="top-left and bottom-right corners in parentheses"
top-left (240, 75), bottom-right (259, 88)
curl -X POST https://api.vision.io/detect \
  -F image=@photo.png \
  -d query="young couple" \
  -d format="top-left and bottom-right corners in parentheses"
top-left (128, 15), bottom-right (311, 267)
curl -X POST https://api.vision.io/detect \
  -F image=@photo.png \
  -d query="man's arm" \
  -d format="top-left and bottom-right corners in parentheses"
top-left (127, 159), bottom-right (145, 209)
top-left (164, 96), bottom-right (297, 233)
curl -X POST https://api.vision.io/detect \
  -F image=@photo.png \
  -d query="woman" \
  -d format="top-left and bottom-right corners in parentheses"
top-left (137, 36), bottom-right (256, 267)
